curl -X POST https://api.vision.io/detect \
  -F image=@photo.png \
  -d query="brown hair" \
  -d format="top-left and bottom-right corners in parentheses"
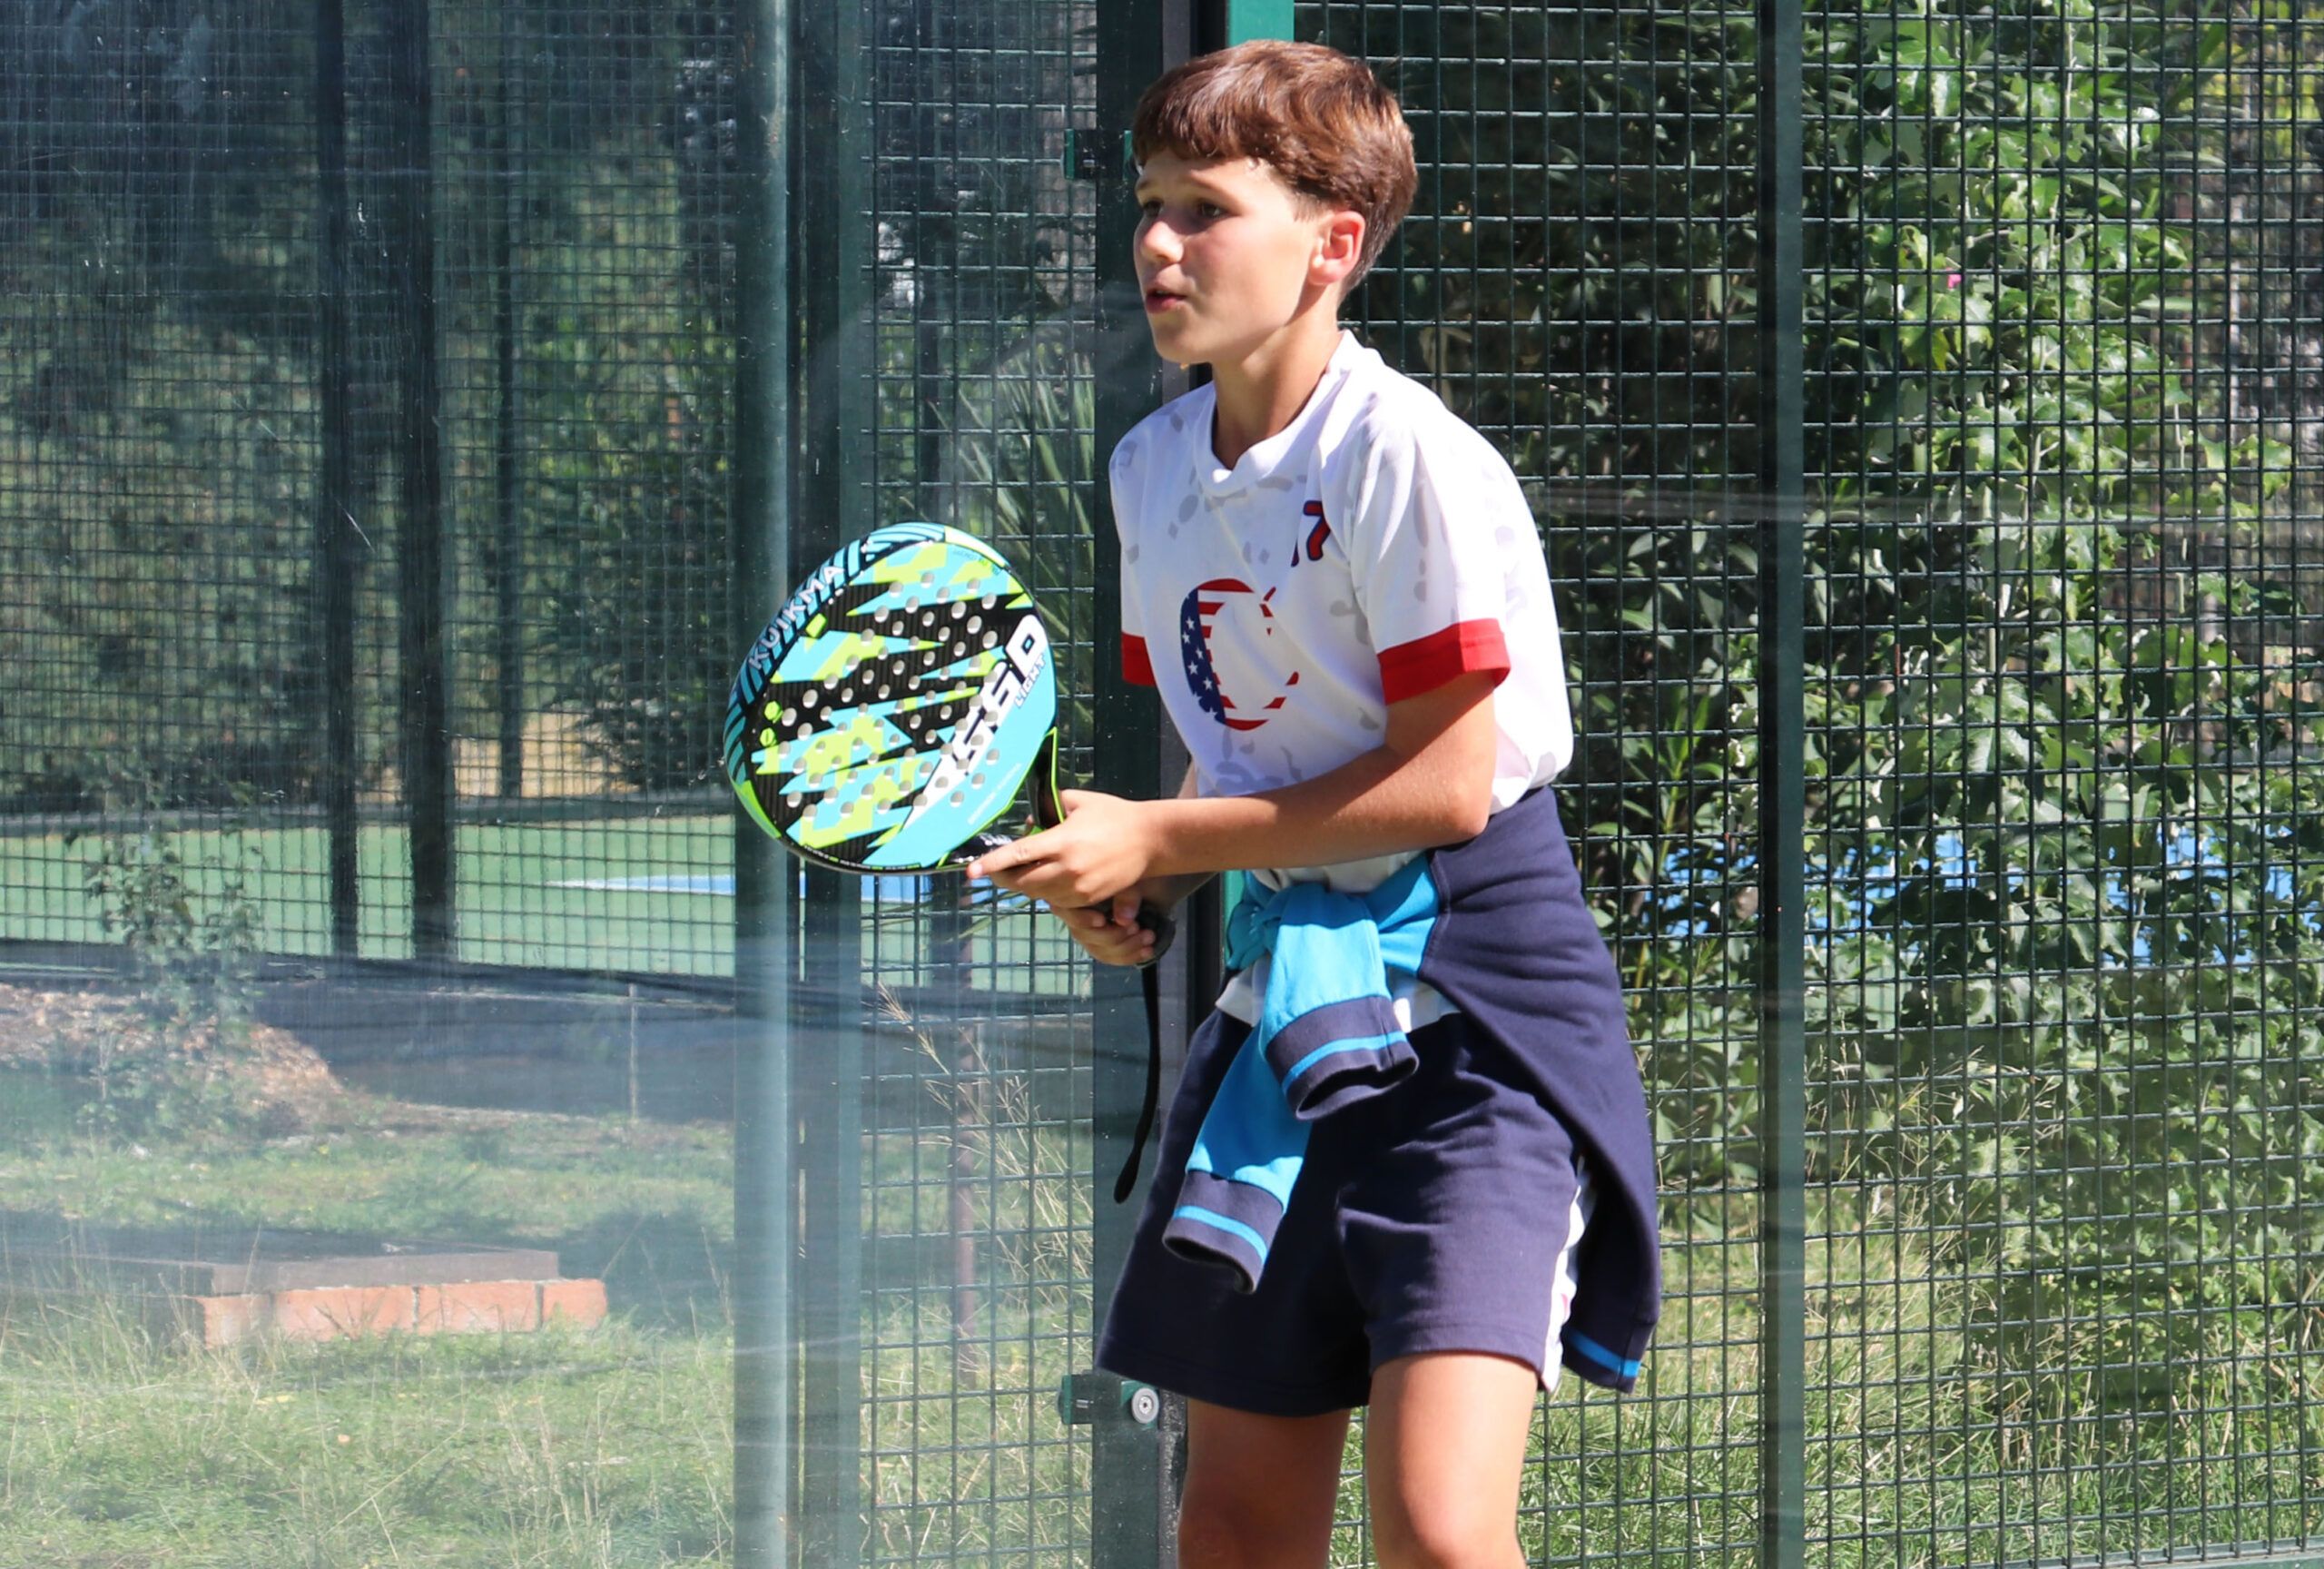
top-left (1130, 41), bottom-right (1416, 288)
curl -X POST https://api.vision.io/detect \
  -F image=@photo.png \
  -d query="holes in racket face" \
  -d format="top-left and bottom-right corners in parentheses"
top-left (726, 526), bottom-right (1054, 869)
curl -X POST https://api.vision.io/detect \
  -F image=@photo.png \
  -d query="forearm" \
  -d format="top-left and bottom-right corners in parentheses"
top-left (968, 677), bottom-right (1498, 910)
top-left (1144, 726), bottom-right (1491, 879)
top-left (1141, 764), bottom-right (1216, 909)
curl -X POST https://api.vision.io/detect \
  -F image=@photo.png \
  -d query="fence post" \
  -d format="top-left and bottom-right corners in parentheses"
top-left (382, 0), bottom-right (454, 962)
top-left (1208, 0), bottom-right (1295, 47)
top-left (1087, 4), bottom-right (1196, 1565)
top-left (733, 0), bottom-right (798, 1563)
top-left (793, 2), bottom-right (872, 1565)
top-left (1755, 0), bottom-right (1807, 1564)
top-left (311, 0), bottom-right (359, 959)
top-left (491, 5), bottom-right (525, 803)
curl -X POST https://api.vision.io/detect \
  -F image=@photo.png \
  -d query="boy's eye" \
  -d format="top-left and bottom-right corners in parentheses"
top-left (1134, 197), bottom-right (1225, 222)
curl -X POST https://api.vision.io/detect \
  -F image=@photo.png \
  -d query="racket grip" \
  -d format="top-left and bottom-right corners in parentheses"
top-left (1133, 904), bottom-right (1177, 969)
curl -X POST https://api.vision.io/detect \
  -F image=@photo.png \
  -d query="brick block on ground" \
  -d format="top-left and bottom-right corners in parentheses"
top-left (415, 1279), bottom-right (541, 1334)
top-left (191, 1293), bottom-right (269, 1349)
top-left (272, 1285), bottom-right (417, 1341)
top-left (541, 1278), bottom-right (608, 1328)
top-left (0, 1223), bottom-right (607, 1347)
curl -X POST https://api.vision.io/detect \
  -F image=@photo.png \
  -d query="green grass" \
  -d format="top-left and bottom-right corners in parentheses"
top-left (7, 1057), bottom-right (2324, 1568)
top-left (0, 1307), bottom-right (731, 1568)
top-left (0, 1091), bottom-right (730, 1258)
top-left (0, 1071), bottom-right (736, 1566)
top-left (0, 817), bottom-right (737, 975)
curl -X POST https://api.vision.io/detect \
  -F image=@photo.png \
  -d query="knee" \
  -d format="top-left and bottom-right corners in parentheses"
top-left (1176, 1483), bottom-right (1330, 1569)
top-left (1370, 1495), bottom-right (1521, 1569)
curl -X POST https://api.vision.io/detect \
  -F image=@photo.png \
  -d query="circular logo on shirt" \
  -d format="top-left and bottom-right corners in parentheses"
top-left (1178, 577), bottom-right (1298, 733)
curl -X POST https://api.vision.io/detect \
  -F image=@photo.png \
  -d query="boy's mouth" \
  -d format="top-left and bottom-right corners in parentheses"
top-left (1142, 287), bottom-right (1187, 314)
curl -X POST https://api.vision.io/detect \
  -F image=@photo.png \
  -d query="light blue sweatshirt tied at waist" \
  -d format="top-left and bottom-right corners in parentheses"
top-left (1160, 856), bottom-right (1442, 1292)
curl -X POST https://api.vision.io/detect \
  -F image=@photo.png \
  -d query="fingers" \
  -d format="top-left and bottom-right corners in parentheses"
top-left (965, 831), bottom-right (1047, 883)
top-left (1057, 901), bottom-right (1159, 966)
top-left (968, 814), bottom-right (1141, 910)
top-left (972, 842), bottom-right (1093, 906)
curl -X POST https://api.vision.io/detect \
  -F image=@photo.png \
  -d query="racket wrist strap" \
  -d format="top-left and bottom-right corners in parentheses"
top-left (1113, 961), bottom-right (1163, 1204)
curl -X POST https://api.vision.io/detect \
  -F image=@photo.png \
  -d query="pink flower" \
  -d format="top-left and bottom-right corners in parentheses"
top-left (1946, 271), bottom-right (1964, 290)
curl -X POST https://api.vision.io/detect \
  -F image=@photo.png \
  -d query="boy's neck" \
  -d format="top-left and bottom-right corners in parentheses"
top-left (1205, 308), bottom-right (1346, 470)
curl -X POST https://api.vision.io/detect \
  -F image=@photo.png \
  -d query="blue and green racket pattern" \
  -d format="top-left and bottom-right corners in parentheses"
top-left (724, 523), bottom-right (1061, 873)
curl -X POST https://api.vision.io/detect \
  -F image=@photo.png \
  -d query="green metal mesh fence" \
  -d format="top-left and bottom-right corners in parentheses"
top-left (0, 1), bottom-right (742, 976)
top-left (1802, 5), bottom-right (2324, 1564)
top-left (852, 4), bottom-right (1103, 1563)
top-left (1309, 2), bottom-right (2324, 1567)
top-left (1, 8), bottom-right (749, 1563)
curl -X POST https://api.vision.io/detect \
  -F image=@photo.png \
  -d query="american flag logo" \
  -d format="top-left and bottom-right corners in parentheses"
top-left (1178, 577), bottom-right (1295, 733)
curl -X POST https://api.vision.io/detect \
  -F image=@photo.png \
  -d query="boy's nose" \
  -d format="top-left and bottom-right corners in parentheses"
top-left (1136, 217), bottom-right (1182, 266)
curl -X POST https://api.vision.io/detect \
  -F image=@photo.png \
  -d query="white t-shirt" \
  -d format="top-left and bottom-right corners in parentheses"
top-left (1108, 331), bottom-right (1577, 1025)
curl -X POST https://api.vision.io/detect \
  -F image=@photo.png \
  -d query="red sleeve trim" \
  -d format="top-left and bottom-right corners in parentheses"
top-left (1377, 619), bottom-right (1511, 705)
top-left (1122, 634), bottom-right (1157, 687)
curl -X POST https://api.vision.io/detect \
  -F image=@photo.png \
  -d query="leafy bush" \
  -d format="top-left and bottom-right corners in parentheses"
top-left (73, 786), bottom-right (268, 1138)
top-left (1799, 3), bottom-right (2324, 1403)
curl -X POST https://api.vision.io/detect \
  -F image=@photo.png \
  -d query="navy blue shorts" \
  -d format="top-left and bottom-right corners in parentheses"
top-left (1096, 1006), bottom-right (1595, 1417)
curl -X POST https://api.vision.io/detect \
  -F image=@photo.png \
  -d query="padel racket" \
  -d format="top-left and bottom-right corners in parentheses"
top-left (723, 520), bottom-right (1174, 950)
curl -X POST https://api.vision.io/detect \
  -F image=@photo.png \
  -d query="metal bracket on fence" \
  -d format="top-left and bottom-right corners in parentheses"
top-left (1063, 127), bottom-right (1136, 183)
top-left (1058, 1371), bottom-right (1162, 1429)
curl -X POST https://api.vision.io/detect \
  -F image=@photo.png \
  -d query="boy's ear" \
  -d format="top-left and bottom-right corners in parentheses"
top-left (1312, 209), bottom-right (1367, 286)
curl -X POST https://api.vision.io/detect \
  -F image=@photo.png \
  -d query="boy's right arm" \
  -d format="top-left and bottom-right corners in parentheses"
top-left (1056, 765), bottom-right (1212, 967)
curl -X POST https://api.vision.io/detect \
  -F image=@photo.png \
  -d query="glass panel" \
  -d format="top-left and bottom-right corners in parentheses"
top-left (0, 5), bottom-right (744, 1562)
top-left (858, 4), bottom-right (1100, 1564)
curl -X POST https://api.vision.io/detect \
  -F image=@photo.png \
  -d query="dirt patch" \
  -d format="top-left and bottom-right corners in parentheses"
top-left (0, 982), bottom-right (343, 1131)
top-left (0, 981), bottom-right (715, 1145)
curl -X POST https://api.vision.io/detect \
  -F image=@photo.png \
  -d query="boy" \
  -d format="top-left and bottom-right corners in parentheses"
top-left (967, 40), bottom-right (1659, 1569)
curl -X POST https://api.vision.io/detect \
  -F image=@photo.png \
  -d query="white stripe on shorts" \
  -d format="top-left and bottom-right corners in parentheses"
top-left (1541, 1153), bottom-right (1594, 1393)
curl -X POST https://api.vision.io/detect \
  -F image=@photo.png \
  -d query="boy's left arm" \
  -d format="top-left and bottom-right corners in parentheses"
top-left (967, 671), bottom-right (1498, 910)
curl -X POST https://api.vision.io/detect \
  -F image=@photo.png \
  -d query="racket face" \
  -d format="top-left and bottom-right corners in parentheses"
top-left (724, 523), bottom-right (1058, 873)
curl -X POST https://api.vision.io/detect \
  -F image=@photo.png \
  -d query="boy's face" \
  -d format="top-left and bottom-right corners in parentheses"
top-left (1132, 152), bottom-right (1361, 368)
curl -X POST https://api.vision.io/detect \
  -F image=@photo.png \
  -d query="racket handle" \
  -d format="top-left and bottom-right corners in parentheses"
top-left (1133, 904), bottom-right (1177, 969)
top-left (1028, 734), bottom-right (1177, 969)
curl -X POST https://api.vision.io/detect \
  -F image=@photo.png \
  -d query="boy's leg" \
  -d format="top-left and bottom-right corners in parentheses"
top-left (1364, 1352), bottom-right (1539, 1569)
top-left (1177, 1399), bottom-right (1352, 1569)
